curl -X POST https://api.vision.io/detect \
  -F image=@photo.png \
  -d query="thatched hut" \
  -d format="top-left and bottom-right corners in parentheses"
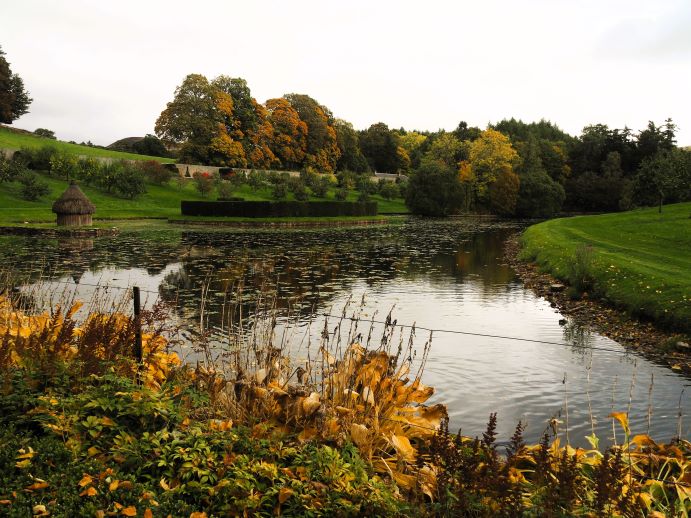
top-left (52, 182), bottom-right (96, 226)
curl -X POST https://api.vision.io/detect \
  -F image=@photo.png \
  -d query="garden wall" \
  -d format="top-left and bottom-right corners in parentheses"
top-left (181, 201), bottom-right (378, 218)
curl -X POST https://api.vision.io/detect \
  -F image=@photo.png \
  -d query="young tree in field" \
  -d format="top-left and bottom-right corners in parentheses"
top-left (0, 46), bottom-right (32, 123)
top-left (265, 98), bottom-right (308, 169)
top-left (284, 93), bottom-right (341, 173)
top-left (633, 149), bottom-right (690, 212)
top-left (467, 129), bottom-right (519, 207)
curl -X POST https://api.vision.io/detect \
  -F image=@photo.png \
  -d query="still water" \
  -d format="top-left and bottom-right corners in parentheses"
top-left (2, 219), bottom-right (688, 446)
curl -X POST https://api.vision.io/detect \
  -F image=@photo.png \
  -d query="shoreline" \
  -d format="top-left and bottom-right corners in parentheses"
top-left (504, 232), bottom-right (691, 376)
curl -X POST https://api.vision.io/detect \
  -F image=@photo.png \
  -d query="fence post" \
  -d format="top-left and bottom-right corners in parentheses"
top-left (133, 286), bottom-right (143, 370)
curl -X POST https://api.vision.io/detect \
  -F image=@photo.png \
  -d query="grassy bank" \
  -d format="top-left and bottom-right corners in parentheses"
top-left (0, 173), bottom-right (408, 225)
top-left (0, 126), bottom-right (173, 163)
top-left (521, 202), bottom-right (691, 332)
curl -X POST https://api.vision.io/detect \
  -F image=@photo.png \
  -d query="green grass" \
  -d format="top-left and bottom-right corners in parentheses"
top-left (520, 202), bottom-right (691, 332)
top-left (0, 125), bottom-right (173, 163)
top-left (0, 173), bottom-right (408, 224)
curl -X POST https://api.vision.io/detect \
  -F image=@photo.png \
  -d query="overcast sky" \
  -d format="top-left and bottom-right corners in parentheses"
top-left (3, 0), bottom-right (691, 146)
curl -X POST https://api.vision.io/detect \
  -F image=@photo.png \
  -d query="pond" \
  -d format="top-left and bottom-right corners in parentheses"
top-left (2, 218), bottom-right (688, 447)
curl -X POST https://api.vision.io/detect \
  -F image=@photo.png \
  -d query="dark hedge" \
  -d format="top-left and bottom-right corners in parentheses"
top-left (181, 201), bottom-right (378, 218)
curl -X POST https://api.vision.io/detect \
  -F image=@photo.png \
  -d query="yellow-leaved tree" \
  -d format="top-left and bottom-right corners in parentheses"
top-left (466, 129), bottom-right (519, 210)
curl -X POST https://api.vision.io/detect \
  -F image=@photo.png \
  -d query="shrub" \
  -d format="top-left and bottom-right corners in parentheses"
top-left (0, 153), bottom-right (28, 183)
top-left (567, 244), bottom-right (595, 294)
top-left (217, 180), bottom-right (235, 200)
top-left (336, 171), bottom-right (356, 190)
top-left (378, 181), bottom-right (399, 200)
top-left (335, 187), bottom-right (348, 201)
top-left (247, 170), bottom-right (265, 192)
top-left (20, 145), bottom-right (57, 171)
top-left (33, 128), bottom-right (56, 139)
top-left (271, 182), bottom-right (287, 200)
top-left (310, 177), bottom-right (330, 198)
top-left (49, 152), bottom-right (78, 180)
top-left (17, 171), bottom-right (50, 201)
top-left (138, 160), bottom-right (173, 185)
top-left (98, 161), bottom-right (147, 199)
top-left (194, 173), bottom-right (214, 197)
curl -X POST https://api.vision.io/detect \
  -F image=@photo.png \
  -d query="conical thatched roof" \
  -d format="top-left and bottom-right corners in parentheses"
top-left (52, 182), bottom-right (96, 215)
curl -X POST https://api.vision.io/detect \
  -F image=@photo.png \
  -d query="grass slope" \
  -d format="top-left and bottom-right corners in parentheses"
top-left (521, 202), bottom-right (691, 332)
top-left (0, 174), bottom-right (408, 224)
top-left (0, 126), bottom-right (173, 163)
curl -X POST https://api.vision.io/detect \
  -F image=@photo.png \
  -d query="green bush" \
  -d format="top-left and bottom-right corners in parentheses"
top-left (98, 161), bottom-right (147, 199)
top-left (17, 171), bottom-right (50, 201)
top-left (0, 153), bottom-right (28, 183)
top-left (217, 180), bottom-right (235, 200)
top-left (335, 187), bottom-right (348, 201)
top-left (271, 181), bottom-right (287, 200)
top-left (379, 181), bottom-right (399, 200)
top-left (19, 145), bottom-right (57, 171)
top-left (567, 244), bottom-right (595, 294)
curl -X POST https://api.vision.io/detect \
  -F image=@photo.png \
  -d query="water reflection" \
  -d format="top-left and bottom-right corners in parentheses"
top-left (1, 219), bottom-right (687, 446)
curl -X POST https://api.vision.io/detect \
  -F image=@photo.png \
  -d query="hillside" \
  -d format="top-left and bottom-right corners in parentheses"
top-left (0, 125), bottom-right (173, 163)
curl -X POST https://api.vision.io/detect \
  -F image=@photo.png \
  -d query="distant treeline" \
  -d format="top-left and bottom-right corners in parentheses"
top-left (153, 73), bottom-right (690, 216)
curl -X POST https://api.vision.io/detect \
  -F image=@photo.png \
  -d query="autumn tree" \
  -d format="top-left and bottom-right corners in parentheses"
top-left (212, 76), bottom-right (275, 168)
top-left (424, 132), bottom-right (464, 169)
top-left (467, 129), bottom-right (519, 207)
top-left (0, 46), bottom-right (32, 124)
top-left (264, 98), bottom-right (307, 169)
top-left (397, 130), bottom-right (428, 170)
top-left (284, 93), bottom-right (340, 173)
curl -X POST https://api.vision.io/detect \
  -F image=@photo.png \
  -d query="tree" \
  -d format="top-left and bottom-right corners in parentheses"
top-left (155, 74), bottom-right (222, 164)
top-left (515, 170), bottom-right (565, 218)
top-left (0, 46), bottom-right (32, 123)
top-left (33, 128), bottom-right (56, 140)
top-left (359, 122), bottom-right (402, 174)
top-left (424, 132), bottom-right (463, 169)
top-left (488, 170), bottom-right (520, 216)
top-left (284, 93), bottom-right (340, 172)
top-left (405, 158), bottom-right (464, 216)
top-left (632, 149), bottom-right (690, 212)
top-left (467, 129), bottom-right (519, 206)
top-left (334, 119), bottom-right (368, 172)
top-left (212, 76), bottom-right (275, 168)
top-left (266, 98), bottom-right (308, 169)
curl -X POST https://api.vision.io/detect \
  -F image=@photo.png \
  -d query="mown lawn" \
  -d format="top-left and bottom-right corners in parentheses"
top-left (0, 173), bottom-right (408, 224)
top-left (520, 202), bottom-right (691, 332)
top-left (0, 126), bottom-right (173, 163)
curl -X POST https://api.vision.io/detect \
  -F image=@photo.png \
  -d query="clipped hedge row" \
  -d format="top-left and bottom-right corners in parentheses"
top-left (181, 200), bottom-right (378, 218)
